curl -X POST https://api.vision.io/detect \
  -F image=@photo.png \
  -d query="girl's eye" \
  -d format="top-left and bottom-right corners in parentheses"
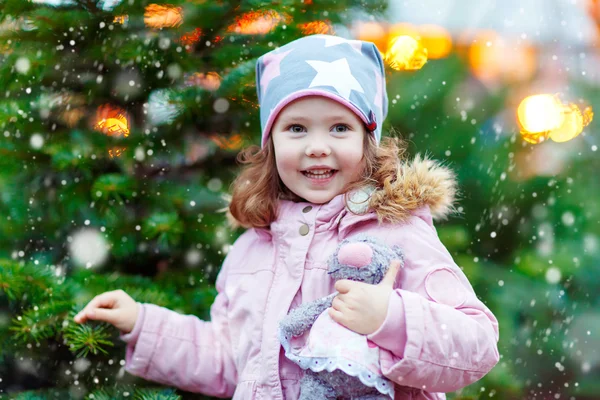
top-left (288, 124), bottom-right (304, 133)
top-left (333, 124), bottom-right (350, 133)
top-left (285, 124), bottom-right (350, 134)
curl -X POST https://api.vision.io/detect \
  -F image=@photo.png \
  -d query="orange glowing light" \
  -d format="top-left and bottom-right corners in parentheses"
top-left (227, 10), bottom-right (291, 35)
top-left (113, 15), bottom-right (128, 25)
top-left (186, 72), bottom-right (222, 91)
top-left (108, 146), bottom-right (128, 158)
top-left (210, 133), bottom-right (244, 151)
top-left (353, 21), bottom-right (388, 53)
top-left (94, 105), bottom-right (130, 137)
top-left (388, 23), bottom-right (420, 40)
top-left (468, 31), bottom-right (536, 84)
top-left (588, 0), bottom-right (600, 36)
top-left (298, 20), bottom-right (334, 35)
top-left (210, 35), bottom-right (225, 45)
top-left (144, 4), bottom-right (183, 29)
top-left (354, 21), bottom-right (451, 59)
top-left (179, 28), bottom-right (202, 46)
top-left (418, 24), bottom-right (452, 59)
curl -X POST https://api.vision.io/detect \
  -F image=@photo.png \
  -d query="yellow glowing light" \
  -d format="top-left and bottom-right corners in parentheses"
top-left (144, 4), bottom-right (183, 29)
top-left (549, 105), bottom-right (594, 143)
top-left (113, 15), bottom-right (128, 25)
top-left (517, 95), bottom-right (594, 144)
top-left (517, 94), bottom-right (564, 139)
top-left (95, 117), bottom-right (130, 137)
top-left (108, 147), bottom-right (127, 158)
top-left (385, 35), bottom-right (428, 71)
top-left (519, 131), bottom-right (549, 144)
top-left (94, 105), bottom-right (130, 137)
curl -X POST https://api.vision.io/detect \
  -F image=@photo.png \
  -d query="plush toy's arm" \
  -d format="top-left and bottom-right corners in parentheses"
top-left (279, 292), bottom-right (337, 338)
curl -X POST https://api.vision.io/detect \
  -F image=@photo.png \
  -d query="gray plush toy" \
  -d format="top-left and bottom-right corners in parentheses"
top-left (278, 235), bottom-right (404, 400)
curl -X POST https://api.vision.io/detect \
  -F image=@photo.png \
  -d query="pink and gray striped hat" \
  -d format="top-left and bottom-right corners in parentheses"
top-left (255, 34), bottom-right (388, 148)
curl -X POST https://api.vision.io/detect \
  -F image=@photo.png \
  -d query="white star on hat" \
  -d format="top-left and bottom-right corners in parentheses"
top-left (305, 58), bottom-right (364, 100)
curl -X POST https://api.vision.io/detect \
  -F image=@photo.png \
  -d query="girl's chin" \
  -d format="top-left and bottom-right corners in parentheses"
top-left (299, 189), bottom-right (339, 204)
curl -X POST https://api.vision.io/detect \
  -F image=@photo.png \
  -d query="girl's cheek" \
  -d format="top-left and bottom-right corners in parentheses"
top-left (345, 151), bottom-right (365, 179)
top-left (277, 146), bottom-right (300, 164)
top-left (342, 148), bottom-right (364, 165)
top-left (276, 151), bottom-right (298, 172)
top-left (274, 143), bottom-right (296, 165)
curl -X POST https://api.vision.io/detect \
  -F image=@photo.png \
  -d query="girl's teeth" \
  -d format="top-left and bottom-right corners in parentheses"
top-left (304, 170), bottom-right (334, 179)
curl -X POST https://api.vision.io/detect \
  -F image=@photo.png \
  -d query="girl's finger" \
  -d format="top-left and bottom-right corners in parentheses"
top-left (380, 259), bottom-right (402, 287)
top-left (88, 292), bottom-right (118, 309)
top-left (334, 292), bottom-right (346, 303)
top-left (74, 292), bottom-right (117, 323)
top-left (74, 309), bottom-right (95, 324)
top-left (334, 280), bottom-right (352, 294)
top-left (328, 307), bottom-right (345, 325)
top-left (332, 296), bottom-right (342, 310)
top-left (86, 308), bottom-right (117, 324)
top-left (332, 296), bottom-right (349, 313)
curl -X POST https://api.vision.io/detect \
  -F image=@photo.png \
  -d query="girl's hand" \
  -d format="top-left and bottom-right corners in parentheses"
top-left (329, 260), bottom-right (401, 335)
top-left (73, 290), bottom-right (140, 334)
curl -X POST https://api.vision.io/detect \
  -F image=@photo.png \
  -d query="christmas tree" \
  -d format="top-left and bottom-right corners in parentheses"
top-left (2, 0), bottom-right (600, 399)
top-left (0, 0), bottom-right (389, 399)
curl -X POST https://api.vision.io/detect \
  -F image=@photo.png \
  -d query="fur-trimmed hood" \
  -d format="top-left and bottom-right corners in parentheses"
top-left (365, 153), bottom-right (459, 224)
top-left (224, 154), bottom-right (459, 229)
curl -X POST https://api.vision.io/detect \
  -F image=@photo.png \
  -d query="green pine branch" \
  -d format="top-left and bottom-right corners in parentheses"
top-left (9, 300), bottom-right (74, 344)
top-left (63, 314), bottom-right (115, 358)
top-left (4, 385), bottom-right (182, 400)
top-left (0, 260), bottom-right (59, 302)
top-left (0, 259), bottom-right (214, 357)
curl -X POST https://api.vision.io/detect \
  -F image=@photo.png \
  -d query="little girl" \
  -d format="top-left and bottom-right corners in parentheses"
top-left (74, 34), bottom-right (499, 399)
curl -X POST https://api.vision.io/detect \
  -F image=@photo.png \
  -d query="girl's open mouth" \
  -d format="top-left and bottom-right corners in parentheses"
top-left (301, 169), bottom-right (338, 180)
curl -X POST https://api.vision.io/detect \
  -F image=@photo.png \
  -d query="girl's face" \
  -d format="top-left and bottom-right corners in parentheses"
top-left (271, 96), bottom-right (365, 204)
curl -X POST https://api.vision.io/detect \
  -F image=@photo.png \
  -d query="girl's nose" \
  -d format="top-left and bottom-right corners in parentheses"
top-left (305, 140), bottom-right (331, 157)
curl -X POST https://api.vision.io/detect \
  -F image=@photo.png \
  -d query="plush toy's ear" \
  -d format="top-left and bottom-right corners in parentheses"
top-left (337, 242), bottom-right (373, 267)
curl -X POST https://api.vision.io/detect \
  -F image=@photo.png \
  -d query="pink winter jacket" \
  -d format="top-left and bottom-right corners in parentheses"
top-left (119, 156), bottom-right (500, 399)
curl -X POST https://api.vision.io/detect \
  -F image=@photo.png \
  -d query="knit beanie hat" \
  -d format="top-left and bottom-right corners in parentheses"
top-left (255, 34), bottom-right (388, 148)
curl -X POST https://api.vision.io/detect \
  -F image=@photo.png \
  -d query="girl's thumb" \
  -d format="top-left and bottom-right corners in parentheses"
top-left (381, 259), bottom-right (401, 286)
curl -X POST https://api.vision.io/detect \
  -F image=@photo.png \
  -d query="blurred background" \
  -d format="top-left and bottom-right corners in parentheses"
top-left (0, 0), bottom-right (598, 399)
